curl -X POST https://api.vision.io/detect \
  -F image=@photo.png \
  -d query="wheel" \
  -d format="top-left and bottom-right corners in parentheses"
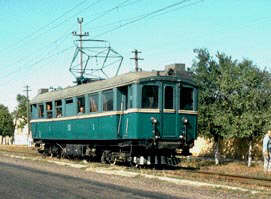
top-left (101, 151), bottom-right (108, 164)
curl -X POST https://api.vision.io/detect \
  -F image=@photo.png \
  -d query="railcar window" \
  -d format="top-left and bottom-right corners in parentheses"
top-left (89, 94), bottom-right (98, 112)
top-left (117, 86), bottom-right (128, 110)
top-left (38, 104), bottom-right (44, 118)
top-left (180, 87), bottom-right (193, 110)
top-left (142, 85), bottom-right (158, 109)
top-left (31, 104), bottom-right (36, 112)
top-left (46, 102), bottom-right (53, 118)
top-left (31, 104), bottom-right (37, 118)
top-left (66, 98), bottom-right (73, 104)
top-left (103, 90), bottom-right (113, 111)
top-left (55, 100), bottom-right (62, 117)
top-left (164, 86), bottom-right (174, 109)
top-left (77, 96), bottom-right (85, 114)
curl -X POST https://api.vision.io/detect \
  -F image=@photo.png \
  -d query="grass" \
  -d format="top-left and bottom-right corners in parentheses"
top-left (179, 156), bottom-right (271, 180)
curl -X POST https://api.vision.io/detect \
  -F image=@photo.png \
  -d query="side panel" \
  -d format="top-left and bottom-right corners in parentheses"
top-left (162, 113), bottom-right (177, 138)
top-left (32, 115), bottom-right (118, 141)
top-left (133, 112), bottom-right (160, 139)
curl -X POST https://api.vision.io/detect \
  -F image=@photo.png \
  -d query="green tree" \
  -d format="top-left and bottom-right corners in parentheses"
top-left (0, 104), bottom-right (14, 137)
top-left (192, 48), bottom-right (271, 166)
top-left (191, 49), bottom-right (235, 164)
top-left (13, 94), bottom-right (28, 128)
top-left (229, 60), bottom-right (271, 166)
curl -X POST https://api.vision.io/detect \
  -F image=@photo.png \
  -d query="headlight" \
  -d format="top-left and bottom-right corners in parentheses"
top-left (183, 117), bottom-right (188, 124)
top-left (150, 117), bottom-right (157, 124)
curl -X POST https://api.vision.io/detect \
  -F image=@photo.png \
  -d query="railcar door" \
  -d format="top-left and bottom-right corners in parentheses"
top-left (161, 83), bottom-right (177, 138)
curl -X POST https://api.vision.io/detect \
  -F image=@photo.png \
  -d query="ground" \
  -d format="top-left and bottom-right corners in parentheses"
top-left (0, 145), bottom-right (270, 199)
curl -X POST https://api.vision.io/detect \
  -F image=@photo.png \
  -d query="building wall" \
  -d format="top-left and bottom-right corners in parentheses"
top-left (13, 124), bottom-right (32, 146)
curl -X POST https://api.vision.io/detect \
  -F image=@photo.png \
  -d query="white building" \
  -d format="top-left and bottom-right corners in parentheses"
top-left (13, 119), bottom-right (32, 146)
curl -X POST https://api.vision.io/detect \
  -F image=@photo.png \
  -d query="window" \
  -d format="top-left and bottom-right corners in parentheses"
top-left (66, 98), bottom-right (73, 104)
top-left (180, 87), bottom-right (193, 110)
top-left (65, 98), bottom-right (74, 116)
top-left (46, 102), bottom-right (53, 118)
top-left (55, 100), bottom-right (62, 117)
top-left (164, 86), bottom-right (173, 109)
top-left (118, 86), bottom-right (128, 110)
top-left (103, 90), bottom-right (113, 111)
top-left (77, 96), bottom-right (85, 114)
top-left (142, 85), bottom-right (158, 108)
top-left (89, 94), bottom-right (98, 112)
top-left (31, 104), bottom-right (37, 113)
top-left (31, 104), bottom-right (37, 118)
top-left (38, 104), bottom-right (44, 118)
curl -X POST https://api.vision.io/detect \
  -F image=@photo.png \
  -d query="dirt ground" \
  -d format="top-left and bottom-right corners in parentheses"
top-left (1, 145), bottom-right (271, 199)
top-left (0, 145), bottom-right (270, 178)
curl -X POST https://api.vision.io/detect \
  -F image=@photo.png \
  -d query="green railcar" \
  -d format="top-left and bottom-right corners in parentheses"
top-left (30, 64), bottom-right (198, 166)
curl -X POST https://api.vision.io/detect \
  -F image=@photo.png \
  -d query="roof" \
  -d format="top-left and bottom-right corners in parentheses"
top-left (30, 70), bottom-right (194, 104)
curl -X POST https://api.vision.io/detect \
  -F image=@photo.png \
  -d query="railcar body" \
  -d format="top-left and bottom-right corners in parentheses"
top-left (30, 64), bottom-right (198, 166)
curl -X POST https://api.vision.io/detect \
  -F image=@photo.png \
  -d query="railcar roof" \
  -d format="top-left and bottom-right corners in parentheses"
top-left (30, 71), bottom-right (194, 104)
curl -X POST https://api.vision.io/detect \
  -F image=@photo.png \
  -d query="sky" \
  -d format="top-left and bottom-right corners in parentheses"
top-left (0, 0), bottom-right (271, 111)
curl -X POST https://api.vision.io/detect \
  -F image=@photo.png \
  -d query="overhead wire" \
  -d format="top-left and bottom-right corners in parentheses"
top-left (0, 0), bottom-right (105, 73)
top-left (20, 0), bottom-right (194, 79)
top-left (0, 46), bottom-right (74, 83)
top-left (94, 0), bottom-right (193, 38)
top-left (1, 0), bottom-right (209, 86)
top-left (0, 0), bottom-right (89, 55)
top-left (0, 0), bottom-right (140, 75)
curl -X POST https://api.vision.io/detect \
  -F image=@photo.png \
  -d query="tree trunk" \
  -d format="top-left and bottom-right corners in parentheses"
top-left (248, 139), bottom-right (252, 167)
top-left (214, 137), bottom-right (220, 165)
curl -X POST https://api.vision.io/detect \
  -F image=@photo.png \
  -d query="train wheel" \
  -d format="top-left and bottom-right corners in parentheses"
top-left (108, 155), bottom-right (117, 165)
top-left (101, 151), bottom-right (108, 164)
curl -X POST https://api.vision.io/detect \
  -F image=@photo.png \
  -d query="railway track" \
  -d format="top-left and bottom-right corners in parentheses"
top-left (195, 170), bottom-right (271, 188)
top-left (163, 168), bottom-right (271, 190)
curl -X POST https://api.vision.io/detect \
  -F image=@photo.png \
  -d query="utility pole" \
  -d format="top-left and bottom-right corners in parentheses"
top-left (72, 17), bottom-right (89, 78)
top-left (130, 49), bottom-right (143, 72)
top-left (24, 85), bottom-right (31, 139)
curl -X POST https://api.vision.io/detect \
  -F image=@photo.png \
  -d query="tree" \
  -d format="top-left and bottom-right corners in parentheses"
top-left (13, 94), bottom-right (28, 128)
top-left (192, 48), bottom-right (271, 166)
top-left (0, 104), bottom-right (14, 137)
top-left (191, 49), bottom-right (236, 164)
top-left (229, 60), bottom-right (271, 166)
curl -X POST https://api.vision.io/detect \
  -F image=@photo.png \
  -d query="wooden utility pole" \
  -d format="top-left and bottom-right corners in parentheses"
top-left (130, 49), bottom-right (143, 72)
top-left (24, 85), bottom-right (31, 137)
top-left (72, 17), bottom-right (89, 77)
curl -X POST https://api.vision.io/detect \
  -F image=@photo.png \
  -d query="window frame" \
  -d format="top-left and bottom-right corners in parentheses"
top-left (180, 86), bottom-right (194, 111)
top-left (89, 93), bottom-right (99, 113)
top-left (102, 89), bottom-right (114, 112)
top-left (77, 96), bottom-right (86, 114)
top-left (164, 85), bottom-right (175, 110)
top-left (141, 85), bottom-right (159, 109)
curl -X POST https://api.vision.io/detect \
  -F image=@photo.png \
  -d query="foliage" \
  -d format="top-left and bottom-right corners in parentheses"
top-left (191, 49), bottom-right (232, 141)
top-left (192, 48), bottom-right (271, 163)
top-left (0, 104), bottom-right (14, 136)
top-left (233, 62), bottom-right (271, 140)
top-left (13, 94), bottom-right (28, 128)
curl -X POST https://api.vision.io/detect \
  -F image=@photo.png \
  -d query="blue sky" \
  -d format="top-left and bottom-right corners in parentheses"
top-left (0, 0), bottom-right (270, 111)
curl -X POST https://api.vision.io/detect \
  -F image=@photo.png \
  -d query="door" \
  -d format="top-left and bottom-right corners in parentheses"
top-left (161, 83), bottom-right (177, 138)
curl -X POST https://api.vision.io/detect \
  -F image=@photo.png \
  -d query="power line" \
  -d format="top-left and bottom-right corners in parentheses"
top-left (0, 0), bottom-right (199, 82)
top-left (0, 0), bottom-right (138, 74)
top-left (94, 0), bottom-right (193, 38)
top-left (0, 0), bottom-right (89, 55)
top-left (85, 0), bottom-right (140, 26)
top-left (0, 46), bottom-right (73, 81)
